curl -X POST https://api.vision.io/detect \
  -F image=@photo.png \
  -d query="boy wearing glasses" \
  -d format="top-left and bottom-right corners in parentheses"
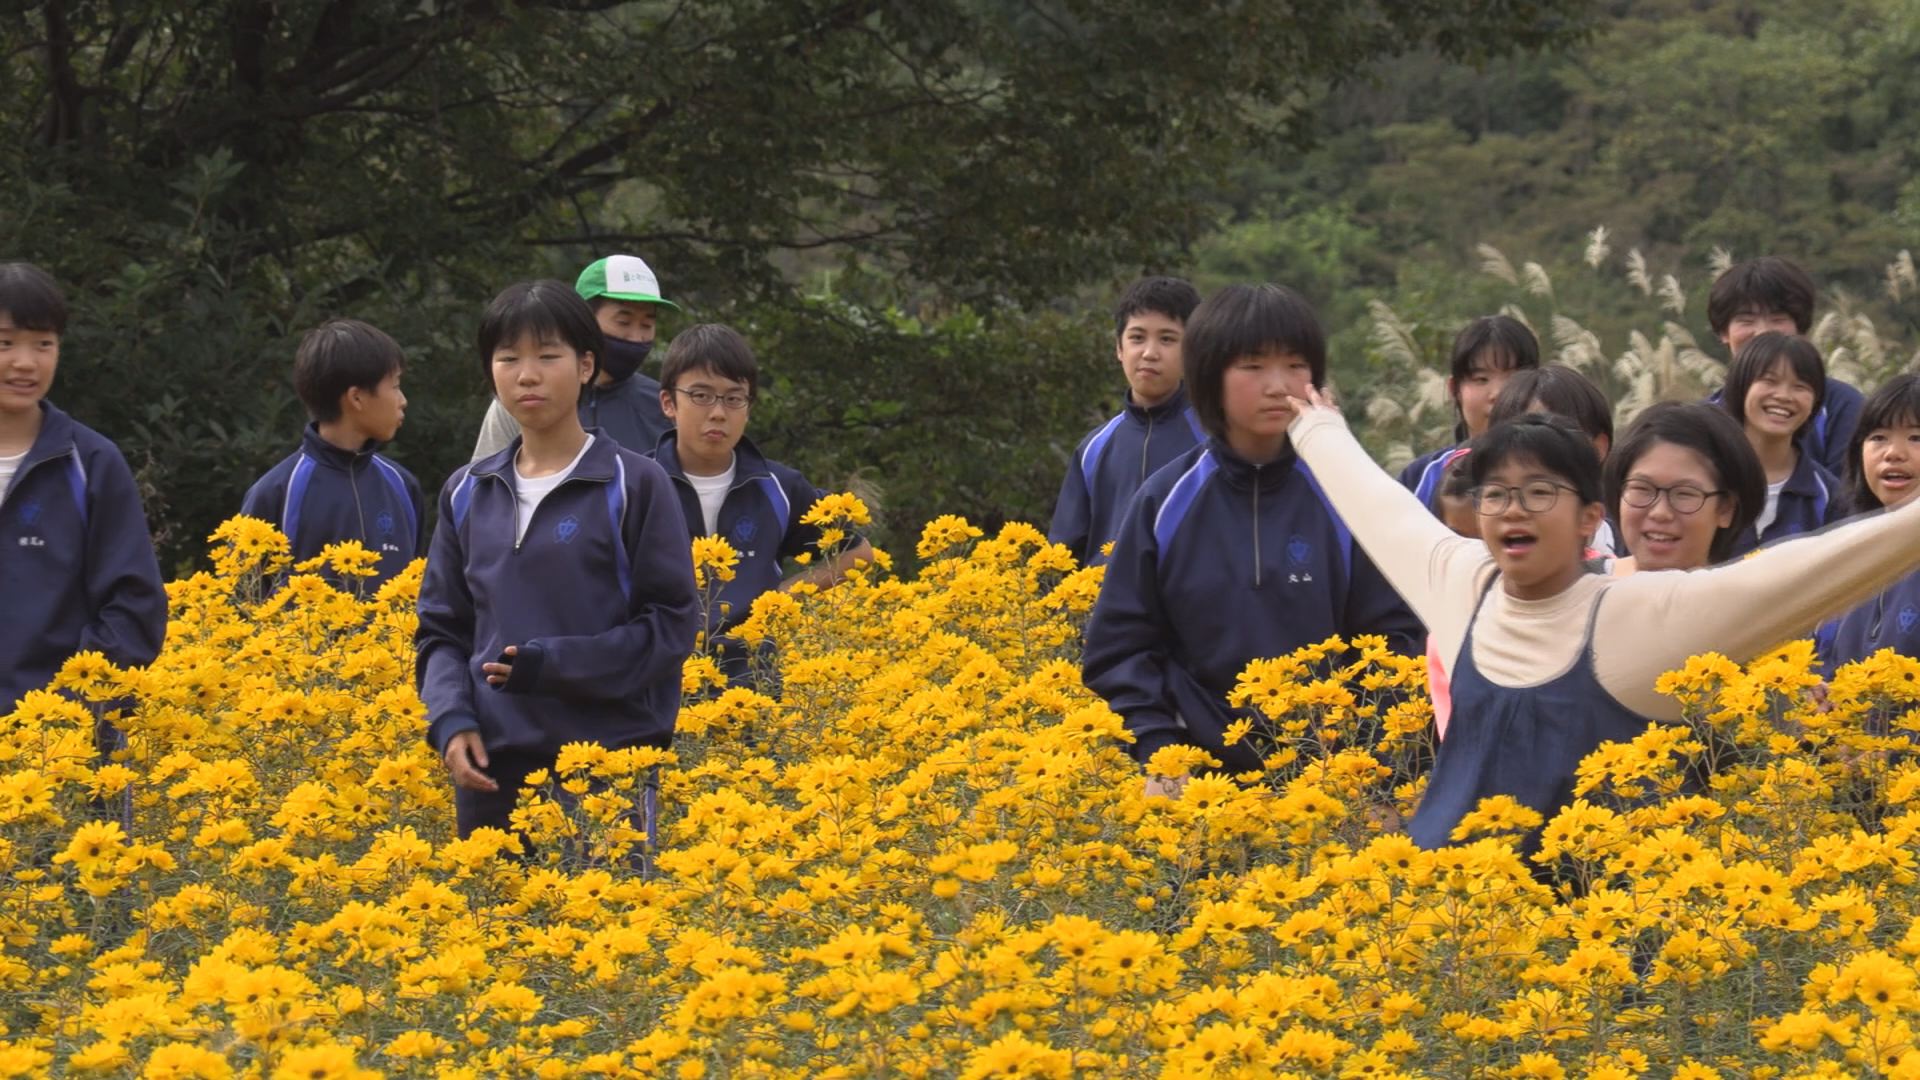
top-left (649, 324), bottom-right (873, 683)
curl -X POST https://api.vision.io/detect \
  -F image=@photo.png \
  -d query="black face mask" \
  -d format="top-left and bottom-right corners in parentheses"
top-left (599, 336), bottom-right (654, 383)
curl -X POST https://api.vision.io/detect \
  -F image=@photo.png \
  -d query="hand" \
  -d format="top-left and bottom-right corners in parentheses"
top-left (482, 645), bottom-right (518, 687)
top-left (443, 731), bottom-right (499, 792)
top-left (1143, 775), bottom-right (1189, 799)
top-left (1284, 383), bottom-right (1341, 421)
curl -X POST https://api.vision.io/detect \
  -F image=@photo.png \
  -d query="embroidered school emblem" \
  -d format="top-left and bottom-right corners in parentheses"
top-left (17, 499), bottom-right (41, 527)
top-left (1287, 535), bottom-right (1311, 566)
top-left (376, 510), bottom-right (395, 538)
top-left (554, 515), bottom-right (580, 544)
top-left (732, 517), bottom-right (759, 544)
top-left (1901, 606), bottom-right (1918, 636)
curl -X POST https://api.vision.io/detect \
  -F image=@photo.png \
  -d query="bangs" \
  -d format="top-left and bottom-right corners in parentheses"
top-left (1468, 413), bottom-right (1604, 505)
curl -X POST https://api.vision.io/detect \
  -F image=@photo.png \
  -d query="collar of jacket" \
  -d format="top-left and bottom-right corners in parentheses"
top-left (1124, 384), bottom-right (1191, 423)
top-left (1782, 446), bottom-right (1830, 498)
top-left (17, 401), bottom-right (78, 471)
top-left (652, 432), bottom-right (772, 487)
top-left (1205, 435), bottom-right (1297, 492)
top-left (470, 431), bottom-right (620, 489)
top-left (298, 423), bottom-right (382, 471)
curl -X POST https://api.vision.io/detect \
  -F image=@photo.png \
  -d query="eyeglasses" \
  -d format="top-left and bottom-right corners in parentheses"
top-left (1619, 480), bottom-right (1725, 515)
top-left (1472, 480), bottom-right (1580, 515)
top-left (673, 387), bottom-right (752, 410)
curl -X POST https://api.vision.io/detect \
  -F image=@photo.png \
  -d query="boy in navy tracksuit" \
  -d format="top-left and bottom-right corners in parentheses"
top-left (416, 280), bottom-right (699, 840)
top-left (1396, 314), bottom-right (1540, 512)
top-left (647, 324), bottom-right (873, 685)
top-left (240, 319), bottom-right (425, 588)
top-left (1049, 277), bottom-right (1204, 565)
top-left (1704, 256), bottom-right (1864, 479)
top-left (471, 254), bottom-right (681, 461)
top-left (1083, 284), bottom-right (1422, 791)
top-left (0, 263), bottom-right (168, 715)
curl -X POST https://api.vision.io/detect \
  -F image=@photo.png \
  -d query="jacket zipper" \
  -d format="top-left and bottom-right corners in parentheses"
top-left (349, 456), bottom-right (368, 545)
top-left (1140, 412), bottom-right (1155, 480)
top-left (1870, 590), bottom-right (1887, 640)
top-left (1251, 465), bottom-right (1262, 589)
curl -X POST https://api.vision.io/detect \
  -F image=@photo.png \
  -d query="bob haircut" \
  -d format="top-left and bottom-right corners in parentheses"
top-left (1447, 315), bottom-right (1540, 440)
top-left (1843, 373), bottom-right (1920, 513)
top-left (476, 280), bottom-right (606, 387)
top-left (660, 323), bottom-right (760, 399)
top-left (1183, 283), bottom-right (1326, 440)
top-left (1112, 276), bottom-right (1201, 339)
top-left (1467, 413), bottom-right (1605, 508)
top-left (1708, 256), bottom-right (1816, 337)
top-left (1719, 332), bottom-right (1827, 441)
top-left (1605, 402), bottom-right (1765, 565)
top-left (1487, 364), bottom-right (1614, 445)
top-left (0, 262), bottom-right (68, 335)
top-left (294, 319), bottom-right (406, 423)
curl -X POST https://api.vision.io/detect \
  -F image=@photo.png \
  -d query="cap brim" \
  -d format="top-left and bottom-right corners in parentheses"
top-left (597, 291), bottom-right (681, 312)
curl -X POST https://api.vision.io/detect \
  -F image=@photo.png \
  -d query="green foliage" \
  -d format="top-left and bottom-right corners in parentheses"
top-left (2, 0), bottom-right (1590, 565)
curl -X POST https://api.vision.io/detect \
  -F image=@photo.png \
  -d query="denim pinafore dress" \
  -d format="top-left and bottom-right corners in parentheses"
top-left (1408, 577), bottom-right (1653, 852)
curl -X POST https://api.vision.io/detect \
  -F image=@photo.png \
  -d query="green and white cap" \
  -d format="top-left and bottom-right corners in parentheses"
top-left (576, 254), bottom-right (681, 311)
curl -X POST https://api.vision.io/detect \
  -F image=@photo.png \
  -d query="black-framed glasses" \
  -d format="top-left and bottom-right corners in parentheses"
top-left (1619, 480), bottom-right (1725, 515)
top-left (673, 387), bottom-right (752, 410)
top-left (1472, 480), bottom-right (1580, 515)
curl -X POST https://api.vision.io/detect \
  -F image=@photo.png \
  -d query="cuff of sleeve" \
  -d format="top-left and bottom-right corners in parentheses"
top-left (428, 715), bottom-right (480, 756)
top-left (501, 642), bottom-right (546, 694)
top-left (1128, 725), bottom-right (1185, 768)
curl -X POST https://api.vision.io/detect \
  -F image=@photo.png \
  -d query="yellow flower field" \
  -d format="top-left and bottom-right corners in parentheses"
top-left (5, 500), bottom-right (1920, 1078)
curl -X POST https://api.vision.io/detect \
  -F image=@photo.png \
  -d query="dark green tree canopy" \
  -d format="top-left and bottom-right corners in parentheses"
top-left (2, 0), bottom-right (1590, 563)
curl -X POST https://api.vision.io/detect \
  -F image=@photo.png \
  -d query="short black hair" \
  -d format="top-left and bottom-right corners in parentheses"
top-left (1719, 331), bottom-right (1826, 441)
top-left (1183, 283), bottom-right (1326, 440)
top-left (0, 262), bottom-right (68, 335)
top-left (1707, 256), bottom-right (1816, 337)
top-left (1488, 364), bottom-right (1614, 445)
top-left (1112, 276), bottom-right (1201, 339)
top-left (1605, 402), bottom-right (1764, 564)
top-left (1844, 373), bottom-right (1920, 512)
top-left (1468, 413), bottom-right (1605, 507)
top-left (1448, 315), bottom-right (1540, 441)
top-left (293, 319), bottom-right (405, 423)
top-left (660, 323), bottom-right (759, 398)
top-left (476, 280), bottom-right (605, 386)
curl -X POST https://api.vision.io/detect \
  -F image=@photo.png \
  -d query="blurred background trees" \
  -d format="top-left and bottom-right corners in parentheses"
top-left (8, 0), bottom-right (1916, 563)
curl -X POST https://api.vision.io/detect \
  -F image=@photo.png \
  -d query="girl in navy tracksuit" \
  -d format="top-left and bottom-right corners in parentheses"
top-left (1818, 375), bottom-right (1920, 673)
top-left (1398, 315), bottom-right (1540, 513)
top-left (1082, 285), bottom-right (1422, 786)
top-left (0, 263), bottom-right (167, 716)
top-left (1718, 333), bottom-right (1843, 558)
top-left (415, 281), bottom-right (699, 840)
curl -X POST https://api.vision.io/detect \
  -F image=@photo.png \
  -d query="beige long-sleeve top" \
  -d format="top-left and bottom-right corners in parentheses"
top-left (1290, 407), bottom-right (1920, 720)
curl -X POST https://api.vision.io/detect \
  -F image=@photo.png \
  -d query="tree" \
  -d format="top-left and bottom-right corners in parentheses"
top-left (2, 0), bottom-right (1593, 561)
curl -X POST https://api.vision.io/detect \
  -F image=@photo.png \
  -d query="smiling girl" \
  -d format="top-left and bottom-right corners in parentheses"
top-left (1718, 333), bottom-right (1842, 557)
top-left (1604, 403), bottom-right (1764, 574)
top-left (1285, 388), bottom-right (1920, 851)
top-left (1817, 375), bottom-right (1920, 672)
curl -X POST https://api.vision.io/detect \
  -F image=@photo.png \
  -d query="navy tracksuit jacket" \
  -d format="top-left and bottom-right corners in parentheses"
top-left (414, 435), bottom-right (700, 757)
top-left (1049, 387), bottom-right (1205, 566)
top-left (1, 403), bottom-right (167, 712)
top-left (1818, 566), bottom-right (1920, 674)
top-left (1727, 450), bottom-right (1842, 559)
top-left (239, 424), bottom-right (425, 586)
top-left (1082, 438), bottom-right (1423, 773)
top-left (649, 434), bottom-right (841, 636)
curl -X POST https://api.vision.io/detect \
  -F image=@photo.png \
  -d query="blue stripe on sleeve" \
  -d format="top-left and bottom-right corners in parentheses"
top-left (1152, 450), bottom-right (1219, 553)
